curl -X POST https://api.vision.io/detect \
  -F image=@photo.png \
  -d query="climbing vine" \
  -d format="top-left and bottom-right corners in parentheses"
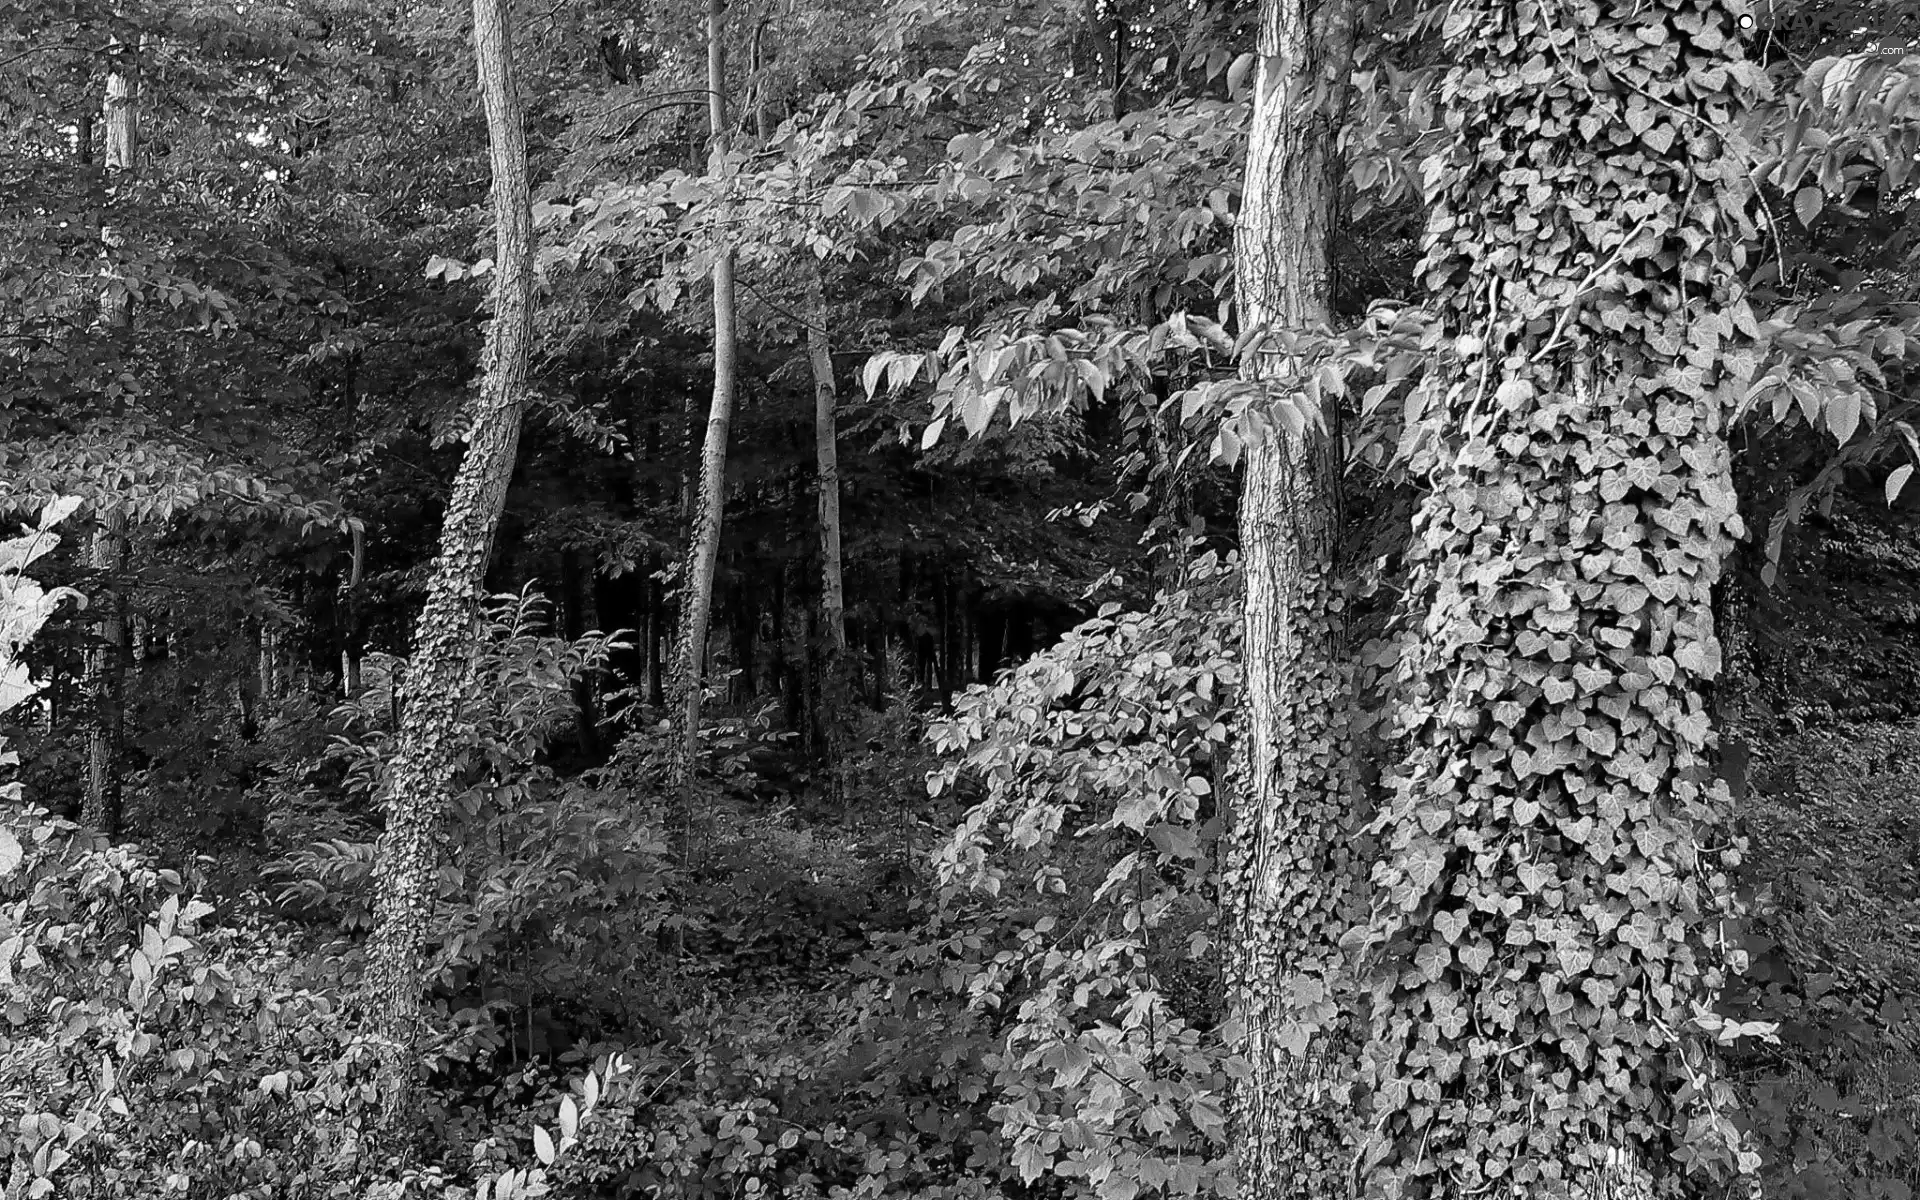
top-left (1352, 0), bottom-right (1774, 1196)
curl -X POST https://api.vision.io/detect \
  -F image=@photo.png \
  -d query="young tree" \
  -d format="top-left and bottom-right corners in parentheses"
top-left (83, 47), bottom-right (140, 837)
top-left (1220, 0), bottom-right (1358, 1193)
top-left (671, 0), bottom-right (741, 791)
top-left (1356, 0), bottom-right (1768, 1194)
top-left (360, 0), bottom-right (534, 1153)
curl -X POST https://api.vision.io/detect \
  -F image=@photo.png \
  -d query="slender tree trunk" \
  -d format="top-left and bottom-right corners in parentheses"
top-left (807, 264), bottom-right (846, 655)
top-left (83, 48), bottom-right (139, 838)
top-left (648, 555), bottom-right (667, 705)
top-left (82, 510), bottom-right (126, 834)
top-left (342, 523), bottom-right (365, 696)
top-left (1222, 0), bottom-right (1358, 1194)
top-left (360, 0), bottom-right (533, 1158)
top-left (749, 17), bottom-right (771, 141)
top-left (805, 262), bottom-right (850, 794)
top-left (671, 0), bottom-right (738, 793)
top-left (1355, 0), bottom-right (1763, 1193)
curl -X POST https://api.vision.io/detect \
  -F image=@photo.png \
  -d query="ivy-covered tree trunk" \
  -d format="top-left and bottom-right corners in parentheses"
top-left (1356, 0), bottom-right (1765, 1195)
top-left (360, 0), bottom-right (533, 1158)
top-left (671, 0), bottom-right (738, 792)
top-left (1221, 0), bottom-right (1357, 1194)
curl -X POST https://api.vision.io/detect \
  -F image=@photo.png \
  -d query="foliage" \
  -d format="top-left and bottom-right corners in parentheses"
top-left (928, 551), bottom-right (1242, 1199)
top-left (0, 498), bottom-right (85, 729)
top-left (7, 2), bottom-right (1920, 1199)
top-left (1726, 719), bottom-right (1920, 1200)
top-left (1, 497), bottom-right (365, 1200)
top-left (0, 811), bottom-right (369, 1200)
top-left (266, 589), bottom-right (673, 1057)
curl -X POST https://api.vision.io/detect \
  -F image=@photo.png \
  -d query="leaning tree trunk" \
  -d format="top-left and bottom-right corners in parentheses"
top-left (1355, 0), bottom-right (1764, 1196)
top-left (83, 50), bottom-right (139, 837)
top-left (1220, 0), bottom-right (1358, 1194)
top-left (360, 0), bottom-right (533, 1160)
top-left (670, 0), bottom-right (739, 795)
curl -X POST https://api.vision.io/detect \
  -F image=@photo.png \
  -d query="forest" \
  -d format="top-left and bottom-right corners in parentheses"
top-left (1, 0), bottom-right (1917, 1196)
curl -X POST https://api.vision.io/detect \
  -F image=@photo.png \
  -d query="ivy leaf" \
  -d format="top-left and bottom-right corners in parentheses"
top-left (1494, 378), bottom-right (1534, 407)
top-left (1403, 838), bottom-right (1446, 893)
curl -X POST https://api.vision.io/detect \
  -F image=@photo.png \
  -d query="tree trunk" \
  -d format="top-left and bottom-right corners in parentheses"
top-left (1220, 5), bottom-right (1358, 1191)
top-left (83, 48), bottom-right (139, 838)
top-left (807, 264), bottom-right (846, 654)
top-left (105, 57), bottom-right (136, 173)
top-left (805, 261), bottom-right (850, 793)
top-left (671, 0), bottom-right (738, 793)
top-left (82, 509), bottom-right (127, 835)
top-left (1355, 0), bottom-right (1763, 1194)
top-left (360, 0), bottom-right (533, 1159)
top-left (648, 555), bottom-right (667, 705)
top-left (342, 523), bottom-right (365, 697)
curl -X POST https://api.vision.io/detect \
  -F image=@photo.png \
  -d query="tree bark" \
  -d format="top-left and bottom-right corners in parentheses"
top-left (670, 0), bottom-right (738, 794)
top-left (1222, 0), bottom-right (1358, 1194)
top-left (360, 0), bottom-right (533, 1159)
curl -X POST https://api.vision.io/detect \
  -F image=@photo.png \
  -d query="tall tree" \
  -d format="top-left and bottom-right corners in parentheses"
top-left (1220, 0), bottom-right (1358, 1193)
top-left (360, 0), bottom-right (534, 1154)
top-left (83, 45), bottom-right (139, 837)
top-left (1355, 0), bottom-right (1767, 1194)
top-left (671, 0), bottom-right (740, 791)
